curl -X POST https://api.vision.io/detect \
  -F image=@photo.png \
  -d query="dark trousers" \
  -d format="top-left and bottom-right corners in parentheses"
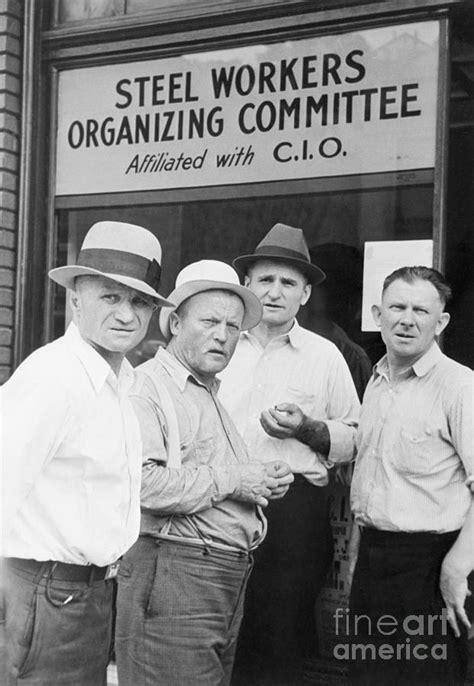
top-left (232, 477), bottom-right (333, 686)
top-left (3, 558), bottom-right (114, 685)
top-left (115, 535), bottom-right (253, 686)
top-left (349, 528), bottom-right (468, 686)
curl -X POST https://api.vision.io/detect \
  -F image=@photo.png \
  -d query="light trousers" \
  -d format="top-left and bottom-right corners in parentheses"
top-left (115, 535), bottom-right (253, 686)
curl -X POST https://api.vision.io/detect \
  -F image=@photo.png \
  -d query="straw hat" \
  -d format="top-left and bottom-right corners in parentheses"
top-left (159, 260), bottom-right (262, 340)
top-left (233, 223), bottom-right (326, 285)
top-left (48, 221), bottom-right (174, 307)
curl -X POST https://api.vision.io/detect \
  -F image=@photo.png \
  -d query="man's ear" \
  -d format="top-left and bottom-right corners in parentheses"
top-left (436, 311), bottom-right (450, 337)
top-left (301, 283), bottom-right (312, 306)
top-left (69, 289), bottom-right (81, 317)
top-left (168, 310), bottom-right (181, 336)
top-left (244, 275), bottom-right (250, 288)
top-left (371, 304), bottom-right (382, 327)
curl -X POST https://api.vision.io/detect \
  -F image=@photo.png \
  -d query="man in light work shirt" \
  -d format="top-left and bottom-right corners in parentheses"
top-left (219, 223), bottom-right (360, 685)
top-left (350, 266), bottom-right (473, 686)
top-left (1, 221), bottom-right (172, 686)
top-left (115, 260), bottom-right (294, 686)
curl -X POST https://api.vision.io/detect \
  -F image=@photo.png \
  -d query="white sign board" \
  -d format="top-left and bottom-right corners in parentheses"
top-left (362, 240), bottom-right (434, 331)
top-left (55, 21), bottom-right (440, 196)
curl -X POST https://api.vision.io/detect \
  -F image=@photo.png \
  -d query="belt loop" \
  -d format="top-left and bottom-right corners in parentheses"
top-left (29, 560), bottom-right (50, 586)
top-left (40, 561), bottom-right (55, 584)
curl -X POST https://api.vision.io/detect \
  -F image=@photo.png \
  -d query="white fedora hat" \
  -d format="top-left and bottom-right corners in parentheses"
top-left (159, 260), bottom-right (262, 340)
top-left (48, 221), bottom-right (174, 307)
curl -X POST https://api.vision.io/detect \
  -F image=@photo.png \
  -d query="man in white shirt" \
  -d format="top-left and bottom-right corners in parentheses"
top-left (1, 221), bottom-right (172, 686)
top-left (219, 223), bottom-right (360, 685)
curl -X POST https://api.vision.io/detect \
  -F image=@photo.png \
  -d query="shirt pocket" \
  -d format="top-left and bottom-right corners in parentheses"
top-left (192, 435), bottom-right (216, 466)
top-left (397, 425), bottom-right (439, 475)
top-left (285, 385), bottom-right (321, 415)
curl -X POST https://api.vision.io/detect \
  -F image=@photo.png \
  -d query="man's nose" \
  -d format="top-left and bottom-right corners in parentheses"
top-left (268, 281), bottom-right (282, 299)
top-left (399, 308), bottom-right (415, 325)
top-left (213, 323), bottom-right (227, 343)
top-left (114, 299), bottom-right (135, 321)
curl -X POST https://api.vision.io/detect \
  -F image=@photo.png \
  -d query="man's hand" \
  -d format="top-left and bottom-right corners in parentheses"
top-left (440, 556), bottom-right (472, 638)
top-left (260, 403), bottom-right (305, 439)
top-left (264, 460), bottom-right (294, 499)
top-left (260, 403), bottom-right (330, 455)
top-left (231, 463), bottom-right (280, 507)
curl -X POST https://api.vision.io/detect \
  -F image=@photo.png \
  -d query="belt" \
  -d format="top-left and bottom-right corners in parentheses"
top-left (359, 527), bottom-right (460, 544)
top-left (144, 535), bottom-right (253, 560)
top-left (6, 557), bottom-right (121, 582)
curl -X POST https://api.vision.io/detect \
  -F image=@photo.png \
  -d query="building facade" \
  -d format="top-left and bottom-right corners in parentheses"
top-left (0, 0), bottom-right (473, 678)
top-left (1, 0), bottom-right (473, 381)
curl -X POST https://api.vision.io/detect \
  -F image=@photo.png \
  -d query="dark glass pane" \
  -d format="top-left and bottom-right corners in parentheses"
top-left (53, 183), bottom-right (432, 367)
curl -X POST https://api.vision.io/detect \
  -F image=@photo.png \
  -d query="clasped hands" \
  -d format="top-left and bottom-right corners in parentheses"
top-left (234, 460), bottom-right (294, 507)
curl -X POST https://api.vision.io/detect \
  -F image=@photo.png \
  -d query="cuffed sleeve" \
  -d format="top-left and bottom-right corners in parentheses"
top-left (324, 351), bottom-right (360, 465)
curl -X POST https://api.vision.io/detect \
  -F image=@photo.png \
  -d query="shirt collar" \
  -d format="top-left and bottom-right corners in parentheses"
top-left (412, 342), bottom-right (443, 377)
top-left (64, 322), bottom-right (134, 393)
top-left (286, 320), bottom-right (305, 349)
top-left (374, 341), bottom-right (443, 380)
top-left (156, 347), bottom-right (220, 393)
top-left (242, 318), bottom-right (303, 349)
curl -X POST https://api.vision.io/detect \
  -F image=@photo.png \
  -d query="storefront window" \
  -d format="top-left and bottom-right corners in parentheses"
top-left (53, 180), bottom-right (433, 366)
top-left (51, 19), bottom-right (441, 368)
top-left (55, 0), bottom-right (125, 24)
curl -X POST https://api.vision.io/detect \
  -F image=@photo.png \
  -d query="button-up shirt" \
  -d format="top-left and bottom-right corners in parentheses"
top-left (132, 348), bottom-right (265, 552)
top-left (218, 321), bottom-right (360, 486)
top-left (351, 343), bottom-right (473, 532)
top-left (1, 323), bottom-right (142, 566)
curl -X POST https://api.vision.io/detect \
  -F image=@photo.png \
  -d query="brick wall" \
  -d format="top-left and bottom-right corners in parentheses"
top-left (0, 0), bottom-right (22, 383)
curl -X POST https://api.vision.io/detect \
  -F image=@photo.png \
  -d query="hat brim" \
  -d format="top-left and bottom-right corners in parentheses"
top-left (48, 266), bottom-right (175, 307)
top-left (159, 280), bottom-right (262, 341)
top-left (233, 254), bottom-right (326, 285)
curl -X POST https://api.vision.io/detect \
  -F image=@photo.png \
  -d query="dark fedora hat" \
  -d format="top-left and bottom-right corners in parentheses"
top-left (233, 223), bottom-right (326, 285)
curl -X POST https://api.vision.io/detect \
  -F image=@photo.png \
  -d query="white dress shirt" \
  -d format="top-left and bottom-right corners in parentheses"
top-left (351, 343), bottom-right (473, 532)
top-left (218, 321), bottom-right (360, 486)
top-left (1, 323), bottom-right (142, 566)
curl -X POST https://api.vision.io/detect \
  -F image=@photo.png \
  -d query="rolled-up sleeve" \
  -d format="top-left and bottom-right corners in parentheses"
top-left (324, 352), bottom-right (360, 465)
top-left (448, 379), bottom-right (473, 478)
